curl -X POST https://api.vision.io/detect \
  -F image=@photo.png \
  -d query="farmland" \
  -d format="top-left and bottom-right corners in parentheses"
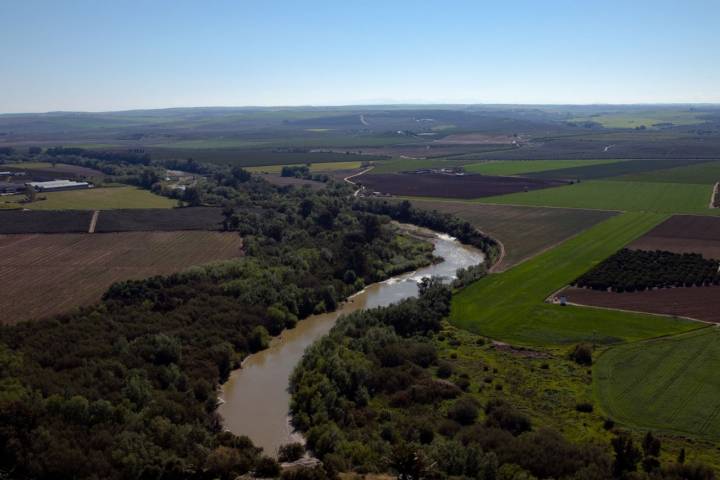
top-left (16, 186), bottom-right (176, 210)
top-left (359, 173), bottom-right (568, 199)
top-left (0, 210), bottom-right (94, 234)
top-left (95, 207), bottom-right (225, 232)
top-left (449, 212), bottom-right (700, 345)
top-left (0, 231), bottom-right (243, 323)
top-left (612, 160), bottom-right (720, 184)
top-left (595, 327), bottom-right (720, 441)
top-left (628, 215), bottom-right (720, 259)
top-left (405, 200), bottom-right (617, 270)
top-left (463, 159), bottom-right (621, 176)
top-left (481, 180), bottom-right (716, 214)
top-left (569, 109), bottom-right (707, 129)
top-left (564, 286), bottom-right (720, 323)
top-left (245, 160), bottom-right (362, 174)
top-left (524, 158), bottom-right (711, 181)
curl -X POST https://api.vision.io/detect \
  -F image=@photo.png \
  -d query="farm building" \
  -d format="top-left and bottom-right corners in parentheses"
top-left (26, 180), bottom-right (92, 192)
top-left (0, 182), bottom-right (24, 195)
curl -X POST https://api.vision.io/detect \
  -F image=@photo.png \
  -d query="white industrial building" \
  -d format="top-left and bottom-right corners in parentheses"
top-left (26, 180), bottom-right (92, 192)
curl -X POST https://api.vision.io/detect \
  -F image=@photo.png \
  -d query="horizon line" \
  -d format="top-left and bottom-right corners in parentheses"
top-left (3, 101), bottom-right (720, 116)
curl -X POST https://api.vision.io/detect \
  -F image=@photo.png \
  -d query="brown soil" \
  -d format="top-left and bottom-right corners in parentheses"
top-left (0, 231), bottom-right (243, 324)
top-left (563, 285), bottom-right (720, 323)
top-left (628, 215), bottom-right (720, 260)
top-left (359, 173), bottom-right (567, 199)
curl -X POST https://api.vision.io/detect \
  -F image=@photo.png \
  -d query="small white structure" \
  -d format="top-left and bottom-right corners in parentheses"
top-left (26, 180), bottom-right (92, 192)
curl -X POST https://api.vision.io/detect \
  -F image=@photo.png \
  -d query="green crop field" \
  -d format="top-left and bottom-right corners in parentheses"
top-left (595, 327), bottom-right (720, 441)
top-left (463, 159), bottom-right (621, 176)
top-left (449, 212), bottom-right (700, 345)
top-left (611, 160), bottom-right (720, 184)
top-left (525, 159), bottom-right (709, 181)
top-left (480, 180), bottom-right (716, 214)
top-left (19, 187), bottom-right (176, 210)
top-left (569, 110), bottom-right (706, 129)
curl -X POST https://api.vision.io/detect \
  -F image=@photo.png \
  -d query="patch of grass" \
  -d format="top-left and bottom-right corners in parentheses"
top-left (21, 187), bottom-right (176, 210)
top-left (595, 327), bottom-right (720, 442)
top-left (464, 160), bottom-right (621, 176)
top-left (611, 160), bottom-right (720, 185)
top-left (449, 212), bottom-right (700, 345)
top-left (480, 180), bottom-right (717, 214)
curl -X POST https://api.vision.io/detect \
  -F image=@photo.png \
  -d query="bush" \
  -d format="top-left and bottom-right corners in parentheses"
top-left (437, 361), bottom-right (453, 378)
top-left (278, 442), bottom-right (306, 463)
top-left (485, 399), bottom-right (532, 436)
top-left (448, 397), bottom-right (479, 425)
top-left (569, 343), bottom-right (593, 365)
top-left (255, 456), bottom-right (281, 477)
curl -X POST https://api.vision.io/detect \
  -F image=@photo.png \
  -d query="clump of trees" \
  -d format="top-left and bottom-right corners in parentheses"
top-left (574, 248), bottom-right (720, 292)
top-left (281, 165), bottom-right (329, 183)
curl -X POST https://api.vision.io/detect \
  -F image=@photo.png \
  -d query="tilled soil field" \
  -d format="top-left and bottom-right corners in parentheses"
top-left (95, 207), bottom-right (225, 232)
top-left (359, 173), bottom-right (567, 199)
top-left (0, 231), bottom-right (243, 324)
top-left (628, 215), bottom-right (720, 259)
top-left (0, 210), bottom-right (94, 233)
top-left (563, 285), bottom-right (720, 323)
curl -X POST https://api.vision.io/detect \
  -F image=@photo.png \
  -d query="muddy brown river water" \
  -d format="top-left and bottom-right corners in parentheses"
top-left (218, 229), bottom-right (485, 456)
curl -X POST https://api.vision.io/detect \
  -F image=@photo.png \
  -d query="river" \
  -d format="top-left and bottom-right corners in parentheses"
top-left (218, 228), bottom-right (485, 456)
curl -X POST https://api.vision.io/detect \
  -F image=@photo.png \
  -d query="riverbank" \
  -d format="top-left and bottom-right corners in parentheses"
top-left (218, 227), bottom-right (485, 456)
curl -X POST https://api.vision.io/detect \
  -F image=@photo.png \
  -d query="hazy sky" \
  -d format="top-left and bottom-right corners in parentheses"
top-left (1, 0), bottom-right (719, 113)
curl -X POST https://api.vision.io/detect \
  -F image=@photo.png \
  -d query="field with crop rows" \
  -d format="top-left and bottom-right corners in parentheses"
top-left (480, 180), bottom-right (716, 214)
top-left (463, 159), bottom-right (621, 176)
top-left (405, 200), bottom-right (617, 270)
top-left (595, 327), bottom-right (720, 441)
top-left (20, 187), bottom-right (176, 210)
top-left (0, 231), bottom-right (243, 323)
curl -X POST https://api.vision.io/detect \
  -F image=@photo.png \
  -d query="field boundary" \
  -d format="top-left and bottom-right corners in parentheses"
top-left (88, 210), bottom-right (100, 233)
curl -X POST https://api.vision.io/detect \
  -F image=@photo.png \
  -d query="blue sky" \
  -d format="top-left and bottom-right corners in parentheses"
top-left (1, 0), bottom-right (719, 112)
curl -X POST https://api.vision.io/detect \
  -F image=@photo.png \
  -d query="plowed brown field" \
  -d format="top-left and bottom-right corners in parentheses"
top-left (563, 286), bottom-right (720, 323)
top-left (0, 231), bottom-right (243, 324)
top-left (359, 173), bottom-right (567, 199)
top-left (628, 215), bottom-right (720, 259)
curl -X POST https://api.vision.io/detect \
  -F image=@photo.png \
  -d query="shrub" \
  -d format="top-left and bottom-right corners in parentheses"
top-left (485, 399), bottom-right (532, 436)
top-left (437, 361), bottom-right (453, 378)
top-left (448, 397), bottom-right (480, 425)
top-left (569, 343), bottom-right (593, 365)
top-left (278, 442), bottom-right (305, 463)
top-left (255, 456), bottom-right (281, 477)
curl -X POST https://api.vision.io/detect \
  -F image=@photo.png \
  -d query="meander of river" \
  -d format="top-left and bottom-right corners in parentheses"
top-left (218, 227), bottom-right (485, 456)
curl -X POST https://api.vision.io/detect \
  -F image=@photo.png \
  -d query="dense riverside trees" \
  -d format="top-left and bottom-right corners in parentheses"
top-left (0, 158), bottom-right (450, 479)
